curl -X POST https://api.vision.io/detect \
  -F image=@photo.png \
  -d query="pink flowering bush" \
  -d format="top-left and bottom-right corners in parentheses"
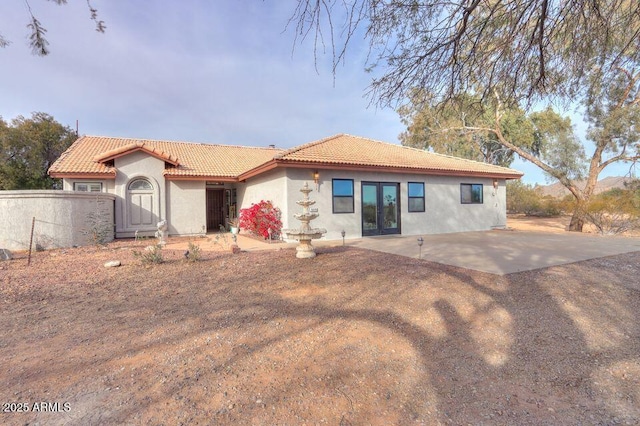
top-left (239, 200), bottom-right (282, 240)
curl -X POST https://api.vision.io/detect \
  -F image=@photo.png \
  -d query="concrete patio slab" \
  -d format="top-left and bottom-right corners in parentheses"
top-left (343, 230), bottom-right (640, 275)
top-left (165, 230), bottom-right (640, 276)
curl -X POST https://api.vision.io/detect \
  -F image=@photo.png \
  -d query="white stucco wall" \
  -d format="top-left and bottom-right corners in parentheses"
top-left (283, 168), bottom-right (508, 240)
top-left (114, 152), bottom-right (166, 238)
top-left (56, 160), bottom-right (508, 242)
top-left (237, 168), bottom-right (288, 226)
top-left (0, 190), bottom-right (116, 250)
top-left (167, 180), bottom-right (207, 235)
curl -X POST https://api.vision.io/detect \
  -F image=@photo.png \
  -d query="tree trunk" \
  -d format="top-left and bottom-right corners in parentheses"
top-left (568, 212), bottom-right (585, 232)
top-left (568, 200), bottom-right (586, 232)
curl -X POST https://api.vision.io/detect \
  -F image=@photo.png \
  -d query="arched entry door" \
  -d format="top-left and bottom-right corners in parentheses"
top-left (127, 177), bottom-right (157, 229)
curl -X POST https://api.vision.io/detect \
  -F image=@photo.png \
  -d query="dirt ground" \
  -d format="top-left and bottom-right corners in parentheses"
top-left (1, 218), bottom-right (639, 425)
top-left (507, 213), bottom-right (640, 237)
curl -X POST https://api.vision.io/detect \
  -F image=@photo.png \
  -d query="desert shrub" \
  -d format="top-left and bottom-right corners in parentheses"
top-left (81, 196), bottom-right (113, 246)
top-left (133, 244), bottom-right (164, 264)
top-left (584, 190), bottom-right (640, 235)
top-left (239, 200), bottom-right (282, 240)
top-left (210, 225), bottom-right (231, 248)
top-left (185, 241), bottom-right (201, 262)
top-left (536, 197), bottom-right (564, 217)
top-left (507, 181), bottom-right (563, 216)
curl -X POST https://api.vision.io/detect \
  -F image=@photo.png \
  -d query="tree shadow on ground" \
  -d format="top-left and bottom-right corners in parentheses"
top-left (1, 248), bottom-right (638, 425)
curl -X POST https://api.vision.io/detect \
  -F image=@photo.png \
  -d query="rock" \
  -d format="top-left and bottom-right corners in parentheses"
top-left (104, 260), bottom-right (121, 268)
top-left (230, 244), bottom-right (241, 254)
top-left (0, 249), bottom-right (12, 261)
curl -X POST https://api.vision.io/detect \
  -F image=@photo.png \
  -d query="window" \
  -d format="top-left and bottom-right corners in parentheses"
top-left (461, 183), bottom-right (483, 204)
top-left (74, 182), bottom-right (102, 192)
top-left (407, 182), bottom-right (425, 212)
top-left (332, 179), bottom-right (354, 213)
top-left (128, 178), bottom-right (153, 190)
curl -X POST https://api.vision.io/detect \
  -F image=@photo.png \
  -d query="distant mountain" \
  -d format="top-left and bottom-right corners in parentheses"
top-left (535, 176), bottom-right (633, 198)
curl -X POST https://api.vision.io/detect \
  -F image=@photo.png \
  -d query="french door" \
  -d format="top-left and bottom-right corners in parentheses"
top-left (361, 182), bottom-right (401, 236)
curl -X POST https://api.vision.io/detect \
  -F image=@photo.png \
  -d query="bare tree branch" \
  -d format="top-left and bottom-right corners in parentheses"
top-left (87, 0), bottom-right (106, 33)
top-left (289, 0), bottom-right (640, 107)
top-left (3, 0), bottom-right (106, 55)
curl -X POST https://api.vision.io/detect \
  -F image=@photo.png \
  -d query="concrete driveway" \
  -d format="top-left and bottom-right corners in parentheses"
top-left (342, 230), bottom-right (640, 275)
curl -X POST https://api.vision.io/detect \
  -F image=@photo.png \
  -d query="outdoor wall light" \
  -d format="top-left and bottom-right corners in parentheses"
top-left (313, 170), bottom-right (320, 190)
top-left (493, 178), bottom-right (499, 189)
top-left (341, 229), bottom-right (346, 246)
top-left (417, 236), bottom-right (424, 259)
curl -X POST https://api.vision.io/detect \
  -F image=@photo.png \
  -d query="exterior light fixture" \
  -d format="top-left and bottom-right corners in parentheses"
top-left (417, 236), bottom-right (424, 259)
top-left (341, 229), bottom-right (346, 246)
top-left (493, 178), bottom-right (499, 189)
top-left (313, 170), bottom-right (320, 190)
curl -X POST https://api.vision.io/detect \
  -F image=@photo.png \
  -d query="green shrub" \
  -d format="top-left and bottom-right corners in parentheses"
top-left (133, 244), bottom-right (164, 264)
top-left (506, 181), bottom-right (563, 216)
top-left (185, 241), bottom-right (202, 262)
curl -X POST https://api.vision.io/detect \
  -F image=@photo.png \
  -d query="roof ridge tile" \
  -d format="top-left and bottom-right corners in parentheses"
top-left (82, 135), bottom-right (285, 151)
top-left (275, 134), bottom-right (344, 159)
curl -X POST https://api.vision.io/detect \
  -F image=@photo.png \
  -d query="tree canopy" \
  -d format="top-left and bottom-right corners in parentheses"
top-left (0, 0), bottom-right (105, 56)
top-left (291, 0), bottom-right (640, 231)
top-left (398, 65), bottom-right (640, 230)
top-left (0, 112), bottom-right (76, 189)
top-left (290, 0), bottom-right (640, 107)
top-left (398, 92), bottom-right (518, 167)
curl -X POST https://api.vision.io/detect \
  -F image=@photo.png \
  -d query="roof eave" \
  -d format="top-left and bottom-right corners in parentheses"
top-left (237, 160), bottom-right (279, 181)
top-left (48, 172), bottom-right (117, 179)
top-left (164, 174), bottom-right (238, 182)
top-left (261, 160), bottom-right (523, 179)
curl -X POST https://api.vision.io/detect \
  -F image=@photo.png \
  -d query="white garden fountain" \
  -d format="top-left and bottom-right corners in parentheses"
top-left (283, 182), bottom-right (327, 258)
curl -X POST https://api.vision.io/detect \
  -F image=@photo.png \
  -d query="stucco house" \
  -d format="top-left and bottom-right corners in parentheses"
top-left (48, 134), bottom-right (523, 241)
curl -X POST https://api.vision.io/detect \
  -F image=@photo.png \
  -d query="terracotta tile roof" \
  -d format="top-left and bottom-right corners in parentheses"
top-left (93, 142), bottom-right (180, 166)
top-left (273, 134), bottom-right (523, 178)
top-left (49, 136), bottom-right (284, 179)
top-left (49, 133), bottom-right (523, 181)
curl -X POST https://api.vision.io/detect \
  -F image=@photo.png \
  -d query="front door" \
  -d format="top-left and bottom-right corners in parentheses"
top-left (127, 177), bottom-right (157, 230)
top-left (206, 189), bottom-right (225, 232)
top-left (362, 182), bottom-right (401, 236)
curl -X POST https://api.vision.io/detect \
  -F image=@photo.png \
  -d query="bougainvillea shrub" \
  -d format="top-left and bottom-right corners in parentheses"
top-left (239, 200), bottom-right (282, 240)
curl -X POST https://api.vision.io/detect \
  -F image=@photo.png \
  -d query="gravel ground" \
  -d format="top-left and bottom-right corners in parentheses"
top-left (1, 231), bottom-right (639, 425)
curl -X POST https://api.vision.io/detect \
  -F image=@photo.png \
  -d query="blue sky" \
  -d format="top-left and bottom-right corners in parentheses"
top-left (0, 1), bottom-right (635, 185)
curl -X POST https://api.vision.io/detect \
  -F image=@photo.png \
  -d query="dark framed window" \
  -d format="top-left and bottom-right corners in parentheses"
top-left (461, 183), bottom-right (483, 204)
top-left (74, 182), bottom-right (102, 192)
top-left (407, 182), bottom-right (425, 212)
top-left (332, 179), bottom-right (354, 213)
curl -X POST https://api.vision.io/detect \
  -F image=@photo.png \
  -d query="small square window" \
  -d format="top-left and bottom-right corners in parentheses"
top-left (408, 182), bottom-right (425, 212)
top-left (332, 179), bottom-right (354, 213)
top-left (461, 183), bottom-right (483, 204)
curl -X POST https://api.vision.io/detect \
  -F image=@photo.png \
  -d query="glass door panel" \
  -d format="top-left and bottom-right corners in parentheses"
top-left (361, 182), bottom-right (400, 235)
top-left (382, 184), bottom-right (398, 231)
top-left (362, 183), bottom-right (379, 236)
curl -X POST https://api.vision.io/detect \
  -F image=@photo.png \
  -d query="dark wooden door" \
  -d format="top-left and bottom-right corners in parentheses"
top-left (206, 189), bottom-right (225, 232)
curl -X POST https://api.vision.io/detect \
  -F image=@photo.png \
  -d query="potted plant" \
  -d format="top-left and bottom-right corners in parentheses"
top-left (229, 219), bottom-right (239, 234)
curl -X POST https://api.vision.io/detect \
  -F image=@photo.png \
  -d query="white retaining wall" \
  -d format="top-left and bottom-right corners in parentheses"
top-left (0, 190), bottom-right (116, 251)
